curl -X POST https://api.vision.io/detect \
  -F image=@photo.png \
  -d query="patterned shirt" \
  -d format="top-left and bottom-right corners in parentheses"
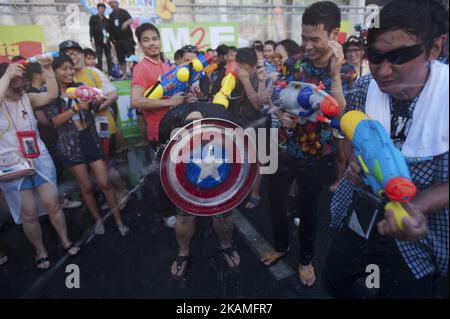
top-left (331, 74), bottom-right (449, 279)
top-left (278, 57), bottom-right (356, 164)
top-left (44, 83), bottom-right (103, 163)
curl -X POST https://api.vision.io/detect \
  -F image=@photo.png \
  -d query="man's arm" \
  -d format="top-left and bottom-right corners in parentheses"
top-left (89, 15), bottom-right (95, 42)
top-left (131, 86), bottom-right (184, 110)
top-left (329, 40), bottom-right (347, 114)
top-left (28, 57), bottom-right (58, 108)
top-left (236, 67), bottom-right (261, 111)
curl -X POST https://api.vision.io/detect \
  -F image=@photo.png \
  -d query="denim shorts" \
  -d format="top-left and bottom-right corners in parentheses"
top-left (20, 173), bottom-right (48, 190)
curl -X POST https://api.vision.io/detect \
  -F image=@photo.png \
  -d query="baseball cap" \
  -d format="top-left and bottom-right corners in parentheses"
top-left (59, 40), bottom-right (83, 53)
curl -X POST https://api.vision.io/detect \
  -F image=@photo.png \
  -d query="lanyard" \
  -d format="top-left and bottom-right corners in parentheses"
top-left (2, 97), bottom-right (34, 132)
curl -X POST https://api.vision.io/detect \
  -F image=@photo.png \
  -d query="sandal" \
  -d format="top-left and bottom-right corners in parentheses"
top-left (0, 254), bottom-right (8, 266)
top-left (245, 196), bottom-right (261, 209)
top-left (220, 247), bottom-right (240, 270)
top-left (171, 255), bottom-right (190, 279)
top-left (63, 243), bottom-right (80, 256)
top-left (35, 256), bottom-right (51, 270)
top-left (261, 248), bottom-right (289, 267)
top-left (298, 263), bottom-right (316, 287)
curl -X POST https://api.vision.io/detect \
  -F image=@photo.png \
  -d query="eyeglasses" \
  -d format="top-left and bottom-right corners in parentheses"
top-left (64, 50), bottom-right (82, 58)
top-left (181, 45), bottom-right (198, 54)
top-left (367, 43), bottom-right (424, 65)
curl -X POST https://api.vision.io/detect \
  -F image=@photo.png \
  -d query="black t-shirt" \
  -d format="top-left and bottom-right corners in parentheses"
top-left (227, 74), bottom-right (265, 127)
top-left (109, 8), bottom-right (133, 41)
top-left (89, 14), bottom-right (110, 44)
top-left (158, 102), bottom-right (235, 144)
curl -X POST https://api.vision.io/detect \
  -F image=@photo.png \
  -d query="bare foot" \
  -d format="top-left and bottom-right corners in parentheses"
top-left (170, 255), bottom-right (190, 279)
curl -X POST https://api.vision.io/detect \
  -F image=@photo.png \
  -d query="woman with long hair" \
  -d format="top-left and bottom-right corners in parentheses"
top-left (44, 55), bottom-right (129, 237)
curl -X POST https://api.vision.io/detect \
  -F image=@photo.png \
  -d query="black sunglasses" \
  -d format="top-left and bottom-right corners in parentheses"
top-left (367, 43), bottom-right (424, 65)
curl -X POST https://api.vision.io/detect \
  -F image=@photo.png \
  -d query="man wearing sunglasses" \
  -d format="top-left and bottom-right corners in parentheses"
top-left (323, 0), bottom-right (449, 299)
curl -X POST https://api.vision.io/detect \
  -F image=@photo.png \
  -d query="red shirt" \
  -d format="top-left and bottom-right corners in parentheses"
top-left (132, 56), bottom-right (171, 142)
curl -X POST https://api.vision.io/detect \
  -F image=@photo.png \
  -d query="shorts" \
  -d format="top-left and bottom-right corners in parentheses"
top-left (115, 39), bottom-right (135, 64)
top-left (20, 173), bottom-right (48, 190)
top-left (60, 129), bottom-right (104, 168)
top-left (177, 208), bottom-right (233, 218)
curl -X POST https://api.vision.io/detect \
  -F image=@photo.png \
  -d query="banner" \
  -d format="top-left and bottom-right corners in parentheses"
top-left (80, 0), bottom-right (176, 26)
top-left (160, 22), bottom-right (239, 59)
top-left (113, 80), bottom-right (141, 139)
top-left (0, 25), bottom-right (45, 63)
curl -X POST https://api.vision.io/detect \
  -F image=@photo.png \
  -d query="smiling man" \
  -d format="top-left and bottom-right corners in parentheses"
top-left (323, 0), bottom-right (449, 299)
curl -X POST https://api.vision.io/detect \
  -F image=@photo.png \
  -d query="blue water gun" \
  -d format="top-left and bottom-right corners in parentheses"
top-left (144, 53), bottom-right (214, 99)
top-left (318, 110), bottom-right (417, 230)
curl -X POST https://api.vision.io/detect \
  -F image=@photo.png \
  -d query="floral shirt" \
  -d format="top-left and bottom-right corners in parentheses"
top-left (278, 57), bottom-right (356, 165)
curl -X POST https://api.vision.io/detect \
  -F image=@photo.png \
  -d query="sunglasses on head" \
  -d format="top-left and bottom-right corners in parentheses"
top-left (182, 45), bottom-right (198, 53)
top-left (367, 43), bottom-right (424, 65)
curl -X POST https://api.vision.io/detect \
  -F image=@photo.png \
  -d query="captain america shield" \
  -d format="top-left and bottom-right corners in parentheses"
top-left (160, 118), bottom-right (258, 216)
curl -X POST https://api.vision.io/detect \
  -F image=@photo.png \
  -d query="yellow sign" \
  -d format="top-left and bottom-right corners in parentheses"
top-left (0, 25), bottom-right (45, 63)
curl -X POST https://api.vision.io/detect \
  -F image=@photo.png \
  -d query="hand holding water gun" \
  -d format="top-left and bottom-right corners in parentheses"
top-left (66, 85), bottom-right (104, 103)
top-left (16, 51), bottom-right (59, 65)
top-left (212, 61), bottom-right (238, 108)
top-left (144, 53), bottom-right (214, 100)
top-left (318, 110), bottom-right (417, 231)
top-left (272, 81), bottom-right (341, 124)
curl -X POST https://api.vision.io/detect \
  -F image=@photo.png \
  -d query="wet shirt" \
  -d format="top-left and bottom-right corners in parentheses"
top-left (278, 57), bottom-right (356, 164)
top-left (44, 83), bottom-right (103, 163)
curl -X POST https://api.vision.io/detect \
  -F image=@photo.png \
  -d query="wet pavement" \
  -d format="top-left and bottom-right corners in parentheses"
top-left (0, 151), bottom-right (447, 299)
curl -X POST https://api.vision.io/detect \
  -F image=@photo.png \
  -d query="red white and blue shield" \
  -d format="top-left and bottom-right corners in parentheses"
top-left (160, 118), bottom-right (258, 216)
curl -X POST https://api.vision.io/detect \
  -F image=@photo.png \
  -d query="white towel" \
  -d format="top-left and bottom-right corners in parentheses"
top-left (366, 61), bottom-right (449, 158)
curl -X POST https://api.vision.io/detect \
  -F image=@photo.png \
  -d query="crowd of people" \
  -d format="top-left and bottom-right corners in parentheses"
top-left (0, 0), bottom-right (449, 299)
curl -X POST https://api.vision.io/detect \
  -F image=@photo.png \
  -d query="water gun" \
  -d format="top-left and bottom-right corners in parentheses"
top-left (203, 62), bottom-right (218, 76)
top-left (16, 51), bottom-right (59, 65)
top-left (212, 61), bottom-right (238, 108)
top-left (144, 53), bottom-right (214, 99)
top-left (318, 110), bottom-right (417, 230)
top-left (66, 85), bottom-right (103, 103)
top-left (272, 81), bottom-right (341, 123)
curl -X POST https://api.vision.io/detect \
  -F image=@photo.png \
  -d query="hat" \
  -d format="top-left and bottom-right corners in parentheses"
top-left (125, 55), bottom-right (139, 63)
top-left (59, 40), bottom-right (83, 53)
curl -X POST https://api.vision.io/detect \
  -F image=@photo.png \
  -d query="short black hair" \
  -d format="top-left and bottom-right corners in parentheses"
top-left (228, 46), bottom-right (238, 53)
top-left (135, 23), bottom-right (160, 42)
top-left (83, 48), bottom-right (96, 58)
top-left (276, 39), bottom-right (302, 58)
top-left (252, 44), bottom-right (263, 53)
top-left (216, 44), bottom-right (229, 56)
top-left (25, 62), bottom-right (43, 82)
top-left (52, 54), bottom-right (74, 71)
top-left (235, 47), bottom-right (257, 67)
top-left (367, 0), bottom-right (449, 53)
top-left (264, 40), bottom-right (276, 49)
top-left (97, 3), bottom-right (106, 9)
top-left (302, 1), bottom-right (341, 34)
top-left (174, 49), bottom-right (184, 61)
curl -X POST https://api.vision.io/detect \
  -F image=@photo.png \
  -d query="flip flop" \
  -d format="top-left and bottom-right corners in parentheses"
top-left (35, 256), bottom-right (50, 270)
top-left (0, 254), bottom-right (8, 266)
top-left (245, 196), bottom-right (261, 209)
top-left (220, 247), bottom-right (240, 270)
top-left (261, 248), bottom-right (289, 267)
top-left (63, 243), bottom-right (80, 256)
top-left (171, 255), bottom-right (190, 280)
top-left (298, 264), bottom-right (316, 287)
